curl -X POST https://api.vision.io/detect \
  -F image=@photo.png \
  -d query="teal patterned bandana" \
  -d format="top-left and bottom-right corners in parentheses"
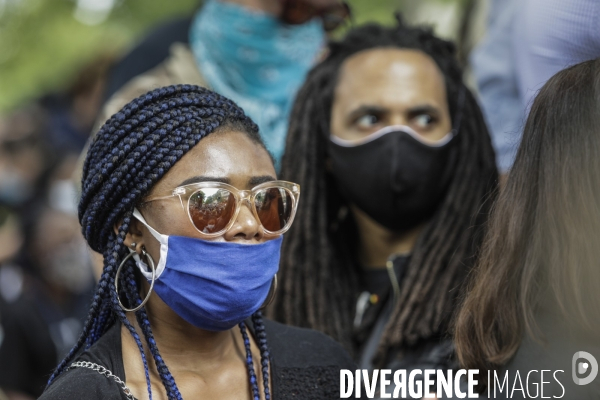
top-left (190, 0), bottom-right (325, 167)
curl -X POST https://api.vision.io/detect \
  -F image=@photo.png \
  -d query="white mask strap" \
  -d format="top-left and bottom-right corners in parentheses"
top-left (131, 208), bottom-right (168, 280)
top-left (330, 125), bottom-right (454, 148)
top-left (132, 208), bottom-right (166, 243)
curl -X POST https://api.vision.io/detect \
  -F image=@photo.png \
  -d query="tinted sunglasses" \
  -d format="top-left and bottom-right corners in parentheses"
top-left (281, 0), bottom-right (352, 32)
top-left (141, 181), bottom-right (300, 237)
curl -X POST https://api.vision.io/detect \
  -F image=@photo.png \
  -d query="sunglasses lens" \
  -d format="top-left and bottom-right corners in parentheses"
top-left (280, 0), bottom-right (317, 25)
top-left (255, 187), bottom-right (294, 232)
top-left (188, 188), bottom-right (235, 234)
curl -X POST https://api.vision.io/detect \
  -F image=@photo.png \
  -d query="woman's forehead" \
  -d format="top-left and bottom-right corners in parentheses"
top-left (150, 129), bottom-right (275, 193)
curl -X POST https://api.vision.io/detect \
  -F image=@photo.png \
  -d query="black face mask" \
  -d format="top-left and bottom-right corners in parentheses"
top-left (327, 126), bottom-right (457, 232)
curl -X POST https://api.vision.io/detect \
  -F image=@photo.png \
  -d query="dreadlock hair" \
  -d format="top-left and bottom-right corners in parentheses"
top-left (270, 17), bottom-right (498, 359)
top-left (47, 84), bottom-right (272, 400)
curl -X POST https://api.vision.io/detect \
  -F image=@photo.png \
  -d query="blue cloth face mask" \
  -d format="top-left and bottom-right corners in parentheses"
top-left (189, 0), bottom-right (325, 166)
top-left (132, 208), bottom-right (281, 331)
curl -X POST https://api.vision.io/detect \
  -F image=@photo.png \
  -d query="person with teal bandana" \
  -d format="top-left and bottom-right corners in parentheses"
top-left (92, 0), bottom-right (349, 168)
top-left (190, 0), bottom-right (324, 164)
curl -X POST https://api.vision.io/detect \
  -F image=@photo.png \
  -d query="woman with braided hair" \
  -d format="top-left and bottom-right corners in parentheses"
top-left (40, 84), bottom-right (353, 400)
top-left (270, 18), bottom-right (498, 395)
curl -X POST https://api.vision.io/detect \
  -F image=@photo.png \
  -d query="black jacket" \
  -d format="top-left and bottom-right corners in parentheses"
top-left (40, 319), bottom-right (355, 399)
top-left (353, 255), bottom-right (457, 399)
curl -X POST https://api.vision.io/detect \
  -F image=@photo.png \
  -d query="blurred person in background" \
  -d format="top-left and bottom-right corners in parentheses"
top-left (270, 18), bottom-right (498, 398)
top-left (26, 156), bottom-right (95, 358)
top-left (471, 0), bottom-right (600, 174)
top-left (0, 102), bottom-right (58, 400)
top-left (40, 54), bottom-right (114, 154)
top-left (95, 0), bottom-right (350, 166)
top-left (0, 52), bottom-right (112, 169)
top-left (0, 54), bottom-right (107, 397)
top-left (0, 106), bottom-right (56, 211)
top-left (0, 203), bottom-right (57, 400)
top-left (0, 51), bottom-right (112, 214)
top-left (0, 156), bottom-right (95, 399)
top-left (455, 59), bottom-right (600, 399)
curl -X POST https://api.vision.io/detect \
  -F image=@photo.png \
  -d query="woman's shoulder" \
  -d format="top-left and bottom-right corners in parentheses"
top-left (39, 323), bottom-right (127, 399)
top-left (38, 365), bottom-right (129, 400)
top-left (263, 318), bottom-right (355, 369)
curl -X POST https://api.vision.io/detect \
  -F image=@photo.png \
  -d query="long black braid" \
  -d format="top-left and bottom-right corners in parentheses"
top-left (270, 19), bottom-right (498, 359)
top-left (48, 85), bottom-right (272, 399)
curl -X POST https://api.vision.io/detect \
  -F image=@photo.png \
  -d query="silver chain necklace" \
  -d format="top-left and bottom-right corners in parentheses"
top-left (67, 361), bottom-right (137, 400)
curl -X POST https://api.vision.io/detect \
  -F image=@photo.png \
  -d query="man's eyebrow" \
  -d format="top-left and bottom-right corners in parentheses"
top-left (248, 175), bottom-right (276, 186)
top-left (347, 105), bottom-right (389, 121)
top-left (178, 176), bottom-right (230, 186)
top-left (406, 104), bottom-right (441, 117)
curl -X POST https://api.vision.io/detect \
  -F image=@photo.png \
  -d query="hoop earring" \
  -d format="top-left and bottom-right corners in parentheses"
top-left (115, 248), bottom-right (156, 312)
top-left (261, 274), bottom-right (277, 309)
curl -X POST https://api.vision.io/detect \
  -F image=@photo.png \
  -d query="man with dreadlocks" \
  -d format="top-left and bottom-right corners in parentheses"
top-left (270, 18), bottom-right (498, 397)
top-left (40, 85), bottom-right (354, 400)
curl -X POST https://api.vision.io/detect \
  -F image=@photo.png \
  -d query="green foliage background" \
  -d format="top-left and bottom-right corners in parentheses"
top-left (0, 0), bottom-right (466, 112)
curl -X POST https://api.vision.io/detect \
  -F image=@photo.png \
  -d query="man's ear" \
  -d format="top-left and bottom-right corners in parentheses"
top-left (114, 215), bottom-right (145, 251)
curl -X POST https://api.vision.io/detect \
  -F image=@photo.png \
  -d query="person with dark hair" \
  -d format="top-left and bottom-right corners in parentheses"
top-left (40, 85), bottom-right (354, 399)
top-left (97, 0), bottom-right (350, 166)
top-left (455, 59), bottom-right (600, 398)
top-left (270, 18), bottom-right (498, 395)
